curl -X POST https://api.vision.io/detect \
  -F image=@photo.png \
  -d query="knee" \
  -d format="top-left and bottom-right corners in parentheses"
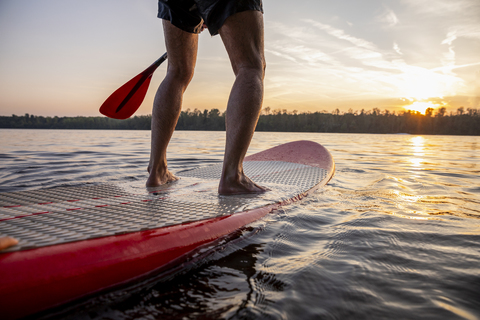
top-left (233, 55), bottom-right (266, 79)
top-left (167, 65), bottom-right (195, 87)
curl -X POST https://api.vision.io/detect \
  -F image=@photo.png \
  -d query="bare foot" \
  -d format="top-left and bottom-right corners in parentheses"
top-left (146, 169), bottom-right (179, 187)
top-left (0, 236), bottom-right (18, 251)
top-left (218, 172), bottom-right (268, 195)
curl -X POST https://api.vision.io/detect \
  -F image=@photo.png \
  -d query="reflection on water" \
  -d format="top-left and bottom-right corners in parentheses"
top-left (1, 130), bottom-right (480, 319)
top-left (409, 136), bottom-right (425, 171)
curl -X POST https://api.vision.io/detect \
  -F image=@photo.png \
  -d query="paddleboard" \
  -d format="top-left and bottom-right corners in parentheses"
top-left (0, 140), bottom-right (334, 319)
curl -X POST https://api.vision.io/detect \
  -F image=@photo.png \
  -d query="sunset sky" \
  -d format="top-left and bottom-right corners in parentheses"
top-left (0, 0), bottom-right (479, 117)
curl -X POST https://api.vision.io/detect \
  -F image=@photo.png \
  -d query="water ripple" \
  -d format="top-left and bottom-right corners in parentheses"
top-left (1, 130), bottom-right (480, 319)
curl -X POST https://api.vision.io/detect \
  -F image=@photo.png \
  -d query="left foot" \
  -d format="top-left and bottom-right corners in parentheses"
top-left (146, 165), bottom-right (179, 187)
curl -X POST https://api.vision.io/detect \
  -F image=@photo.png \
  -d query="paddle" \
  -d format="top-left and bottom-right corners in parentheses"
top-left (99, 52), bottom-right (168, 119)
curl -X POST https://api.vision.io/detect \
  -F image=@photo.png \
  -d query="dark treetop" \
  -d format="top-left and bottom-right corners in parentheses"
top-left (1, 107), bottom-right (479, 135)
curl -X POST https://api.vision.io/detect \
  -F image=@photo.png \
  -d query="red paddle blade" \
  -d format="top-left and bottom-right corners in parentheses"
top-left (99, 73), bottom-right (153, 119)
top-left (99, 53), bottom-right (167, 120)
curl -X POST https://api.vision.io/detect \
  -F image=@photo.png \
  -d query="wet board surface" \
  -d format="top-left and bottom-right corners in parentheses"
top-left (0, 140), bottom-right (334, 319)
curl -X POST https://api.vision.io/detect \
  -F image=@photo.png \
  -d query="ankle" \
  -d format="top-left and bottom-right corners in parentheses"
top-left (221, 165), bottom-right (243, 183)
top-left (149, 159), bottom-right (168, 175)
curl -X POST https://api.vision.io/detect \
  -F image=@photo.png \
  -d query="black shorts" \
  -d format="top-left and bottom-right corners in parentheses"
top-left (157, 0), bottom-right (263, 36)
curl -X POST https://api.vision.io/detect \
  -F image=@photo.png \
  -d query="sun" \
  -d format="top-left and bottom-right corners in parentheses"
top-left (396, 64), bottom-right (462, 115)
top-left (404, 101), bottom-right (439, 115)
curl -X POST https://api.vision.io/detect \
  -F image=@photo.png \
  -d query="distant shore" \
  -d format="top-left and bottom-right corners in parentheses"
top-left (1, 108), bottom-right (479, 135)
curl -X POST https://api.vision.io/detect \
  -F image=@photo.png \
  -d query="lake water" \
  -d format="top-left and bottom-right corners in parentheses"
top-left (1, 129), bottom-right (479, 319)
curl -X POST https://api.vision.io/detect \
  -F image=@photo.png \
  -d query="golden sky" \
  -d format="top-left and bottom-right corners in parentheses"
top-left (0, 0), bottom-right (479, 117)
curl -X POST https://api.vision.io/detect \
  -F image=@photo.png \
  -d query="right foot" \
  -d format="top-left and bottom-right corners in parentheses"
top-left (218, 172), bottom-right (268, 195)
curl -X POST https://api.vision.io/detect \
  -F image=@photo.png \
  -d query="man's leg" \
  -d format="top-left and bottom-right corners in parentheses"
top-left (147, 20), bottom-right (198, 187)
top-left (217, 10), bottom-right (267, 195)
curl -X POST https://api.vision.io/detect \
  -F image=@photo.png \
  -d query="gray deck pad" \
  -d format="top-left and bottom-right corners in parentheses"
top-left (0, 161), bottom-right (327, 252)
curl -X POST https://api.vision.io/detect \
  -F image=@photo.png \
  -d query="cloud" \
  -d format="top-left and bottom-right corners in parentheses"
top-left (265, 21), bottom-right (341, 66)
top-left (441, 31), bottom-right (456, 72)
top-left (304, 19), bottom-right (377, 51)
top-left (448, 25), bottom-right (480, 41)
top-left (377, 8), bottom-right (399, 27)
top-left (265, 48), bottom-right (297, 63)
top-left (262, 13), bottom-right (476, 111)
top-left (402, 0), bottom-right (480, 40)
top-left (401, 0), bottom-right (480, 43)
top-left (393, 42), bottom-right (402, 55)
top-left (279, 45), bottom-right (336, 65)
top-left (401, 0), bottom-right (479, 16)
top-left (440, 25), bottom-right (480, 73)
top-left (441, 31), bottom-right (457, 45)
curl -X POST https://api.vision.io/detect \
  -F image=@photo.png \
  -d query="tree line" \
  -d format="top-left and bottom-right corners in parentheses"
top-left (1, 107), bottom-right (479, 135)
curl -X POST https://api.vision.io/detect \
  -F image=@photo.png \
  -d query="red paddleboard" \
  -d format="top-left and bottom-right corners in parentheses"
top-left (0, 140), bottom-right (334, 319)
